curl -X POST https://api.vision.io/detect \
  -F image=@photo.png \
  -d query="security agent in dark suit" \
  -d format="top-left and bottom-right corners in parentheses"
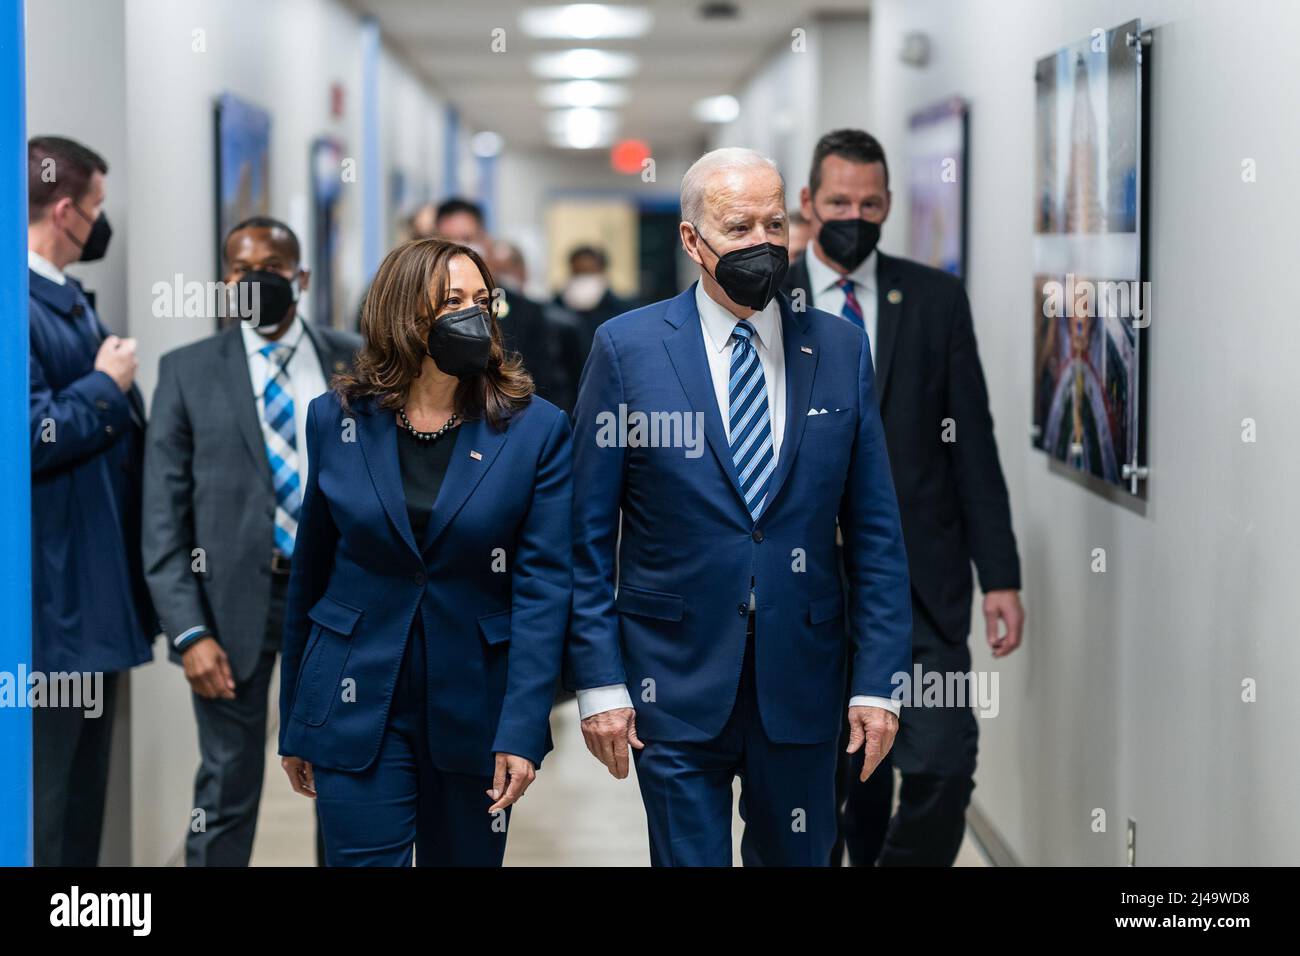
top-left (784, 129), bottom-right (1025, 866)
top-left (486, 238), bottom-right (580, 414)
top-left (142, 217), bottom-right (360, 866)
top-left (27, 136), bottom-right (155, 867)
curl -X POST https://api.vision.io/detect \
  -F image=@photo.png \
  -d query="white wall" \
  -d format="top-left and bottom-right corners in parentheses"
top-left (866, 0), bottom-right (1300, 864)
top-left (25, 0), bottom-right (129, 332)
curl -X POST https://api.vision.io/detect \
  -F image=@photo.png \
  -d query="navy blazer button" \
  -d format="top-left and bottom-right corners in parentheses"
top-left (752, 529), bottom-right (764, 543)
top-left (737, 603), bottom-right (747, 616)
top-left (105, 424), bottom-right (115, 435)
top-left (413, 571), bottom-right (426, 586)
top-left (95, 399), bottom-right (108, 411)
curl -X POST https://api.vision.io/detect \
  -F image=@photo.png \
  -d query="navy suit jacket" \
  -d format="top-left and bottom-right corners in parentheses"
top-left (30, 269), bottom-right (155, 673)
top-left (567, 283), bottom-right (911, 745)
top-left (278, 390), bottom-right (572, 776)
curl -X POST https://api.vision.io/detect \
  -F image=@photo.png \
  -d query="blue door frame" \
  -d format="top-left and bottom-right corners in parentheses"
top-left (0, 0), bottom-right (33, 867)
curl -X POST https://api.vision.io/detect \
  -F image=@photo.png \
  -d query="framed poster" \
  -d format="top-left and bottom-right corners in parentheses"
top-left (213, 92), bottom-right (271, 294)
top-left (907, 97), bottom-right (968, 279)
top-left (1031, 19), bottom-right (1151, 495)
top-left (311, 136), bottom-right (346, 330)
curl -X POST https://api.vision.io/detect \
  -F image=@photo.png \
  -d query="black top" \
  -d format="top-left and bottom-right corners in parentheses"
top-left (396, 421), bottom-right (462, 544)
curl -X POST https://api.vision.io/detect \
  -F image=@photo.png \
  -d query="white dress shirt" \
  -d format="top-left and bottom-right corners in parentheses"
top-left (240, 315), bottom-right (327, 492)
top-left (805, 246), bottom-right (879, 368)
top-left (577, 281), bottom-right (900, 720)
top-left (29, 249), bottom-right (66, 285)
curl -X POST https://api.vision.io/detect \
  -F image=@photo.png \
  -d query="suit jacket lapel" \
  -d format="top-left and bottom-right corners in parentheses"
top-left (873, 253), bottom-right (904, 407)
top-left (421, 415), bottom-right (509, 553)
top-left (759, 294), bottom-right (817, 522)
top-left (661, 286), bottom-right (748, 513)
top-left (220, 328), bottom-right (274, 492)
top-left (355, 402), bottom-right (420, 558)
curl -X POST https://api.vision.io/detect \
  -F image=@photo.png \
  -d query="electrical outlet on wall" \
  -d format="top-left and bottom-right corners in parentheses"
top-left (1126, 818), bottom-right (1137, 866)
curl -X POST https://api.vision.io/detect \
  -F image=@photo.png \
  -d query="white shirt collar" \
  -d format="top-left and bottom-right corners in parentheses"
top-left (28, 249), bottom-right (66, 286)
top-left (694, 280), bottom-right (779, 354)
top-left (805, 244), bottom-right (878, 296)
top-left (242, 313), bottom-right (307, 357)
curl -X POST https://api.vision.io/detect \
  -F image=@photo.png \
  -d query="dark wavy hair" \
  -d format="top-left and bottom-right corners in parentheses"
top-left (334, 238), bottom-right (533, 428)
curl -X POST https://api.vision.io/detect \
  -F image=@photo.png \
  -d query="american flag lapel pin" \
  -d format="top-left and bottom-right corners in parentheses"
top-left (470, 450), bottom-right (483, 461)
top-left (800, 346), bottom-right (813, 355)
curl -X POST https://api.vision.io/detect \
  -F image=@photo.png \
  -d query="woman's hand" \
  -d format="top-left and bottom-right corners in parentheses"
top-left (486, 753), bottom-right (535, 813)
top-left (282, 756), bottom-right (316, 798)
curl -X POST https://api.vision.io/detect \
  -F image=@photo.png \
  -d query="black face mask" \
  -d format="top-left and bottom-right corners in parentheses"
top-left (427, 304), bottom-right (492, 378)
top-left (67, 205), bottom-right (112, 262)
top-left (234, 270), bottom-right (300, 330)
top-left (817, 217), bottom-right (880, 273)
top-left (696, 229), bottom-right (788, 311)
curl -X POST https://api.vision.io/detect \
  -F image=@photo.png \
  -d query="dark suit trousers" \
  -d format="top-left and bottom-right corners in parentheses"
top-left (187, 573), bottom-right (289, 867)
top-left (633, 614), bottom-right (838, 867)
top-left (33, 671), bottom-right (120, 866)
top-left (833, 598), bottom-right (979, 866)
top-left (312, 613), bottom-right (509, 867)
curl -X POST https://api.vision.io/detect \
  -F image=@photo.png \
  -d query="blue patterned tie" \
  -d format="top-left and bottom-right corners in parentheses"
top-left (839, 277), bottom-right (866, 330)
top-left (728, 320), bottom-right (776, 519)
top-left (259, 343), bottom-right (300, 555)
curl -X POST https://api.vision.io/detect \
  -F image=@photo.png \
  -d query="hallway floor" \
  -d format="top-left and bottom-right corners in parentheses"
top-left (251, 697), bottom-right (988, 866)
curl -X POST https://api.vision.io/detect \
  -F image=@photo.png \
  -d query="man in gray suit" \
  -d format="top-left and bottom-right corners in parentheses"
top-left (143, 217), bottom-right (360, 866)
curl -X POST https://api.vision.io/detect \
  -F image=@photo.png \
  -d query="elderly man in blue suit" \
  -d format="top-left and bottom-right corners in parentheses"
top-left (27, 136), bottom-right (155, 866)
top-left (566, 147), bottom-right (912, 866)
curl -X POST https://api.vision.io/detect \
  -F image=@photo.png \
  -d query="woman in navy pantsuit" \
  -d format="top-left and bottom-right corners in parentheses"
top-left (278, 238), bottom-right (573, 866)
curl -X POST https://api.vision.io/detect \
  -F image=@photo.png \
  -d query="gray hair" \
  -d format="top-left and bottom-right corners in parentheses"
top-left (680, 147), bottom-right (784, 225)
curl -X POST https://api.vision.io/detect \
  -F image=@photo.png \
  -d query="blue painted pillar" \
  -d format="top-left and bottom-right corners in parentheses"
top-left (443, 104), bottom-right (459, 197)
top-left (360, 15), bottom-right (381, 279)
top-left (0, 0), bottom-right (32, 867)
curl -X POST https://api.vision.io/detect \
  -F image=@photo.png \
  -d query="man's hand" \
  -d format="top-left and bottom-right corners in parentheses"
top-left (846, 705), bottom-right (898, 783)
top-left (487, 753), bottom-right (536, 813)
top-left (181, 636), bottom-right (236, 699)
top-left (580, 706), bottom-right (643, 779)
top-left (94, 335), bottom-right (138, 392)
top-left (983, 589), bottom-right (1025, 658)
top-left (282, 756), bottom-right (315, 797)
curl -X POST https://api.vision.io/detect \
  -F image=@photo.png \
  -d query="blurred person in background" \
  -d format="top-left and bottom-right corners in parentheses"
top-left (485, 238), bottom-right (579, 414)
top-left (27, 135), bottom-right (155, 866)
top-left (784, 128), bottom-right (1023, 867)
top-left (142, 216), bottom-right (359, 866)
top-left (787, 208), bottom-right (811, 264)
top-left (554, 244), bottom-right (637, 387)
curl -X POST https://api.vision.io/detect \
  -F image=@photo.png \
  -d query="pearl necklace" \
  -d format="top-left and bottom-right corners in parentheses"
top-left (398, 407), bottom-right (459, 442)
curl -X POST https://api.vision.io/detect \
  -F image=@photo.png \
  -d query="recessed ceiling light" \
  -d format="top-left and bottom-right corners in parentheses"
top-left (470, 131), bottom-right (504, 158)
top-left (692, 94), bottom-right (740, 124)
top-left (537, 80), bottom-right (629, 109)
top-left (530, 48), bottom-right (639, 80)
top-left (520, 4), bottom-right (652, 40)
top-left (546, 108), bottom-right (619, 149)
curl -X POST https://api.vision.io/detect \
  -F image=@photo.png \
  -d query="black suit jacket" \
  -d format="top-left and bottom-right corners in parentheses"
top-left (142, 322), bottom-right (362, 682)
top-left (496, 287), bottom-right (579, 414)
top-left (784, 250), bottom-right (1019, 641)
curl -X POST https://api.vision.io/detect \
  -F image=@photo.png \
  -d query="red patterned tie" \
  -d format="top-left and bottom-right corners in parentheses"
top-left (838, 277), bottom-right (865, 330)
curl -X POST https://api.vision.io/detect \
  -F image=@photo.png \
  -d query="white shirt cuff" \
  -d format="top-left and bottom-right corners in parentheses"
top-left (849, 694), bottom-right (900, 717)
top-left (576, 684), bottom-right (634, 719)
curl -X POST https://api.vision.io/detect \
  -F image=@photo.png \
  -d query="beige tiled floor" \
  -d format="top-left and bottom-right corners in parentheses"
top-left (251, 697), bottom-right (987, 866)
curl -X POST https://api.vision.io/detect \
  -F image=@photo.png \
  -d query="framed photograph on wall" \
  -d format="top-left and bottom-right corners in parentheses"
top-left (213, 92), bottom-right (271, 307)
top-left (1031, 19), bottom-right (1151, 496)
top-left (311, 136), bottom-right (346, 331)
top-left (906, 96), bottom-right (968, 279)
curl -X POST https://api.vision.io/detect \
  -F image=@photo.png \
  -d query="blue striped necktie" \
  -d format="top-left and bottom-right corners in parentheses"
top-left (259, 343), bottom-right (301, 556)
top-left (728, 319), bottom-right (776, 520)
